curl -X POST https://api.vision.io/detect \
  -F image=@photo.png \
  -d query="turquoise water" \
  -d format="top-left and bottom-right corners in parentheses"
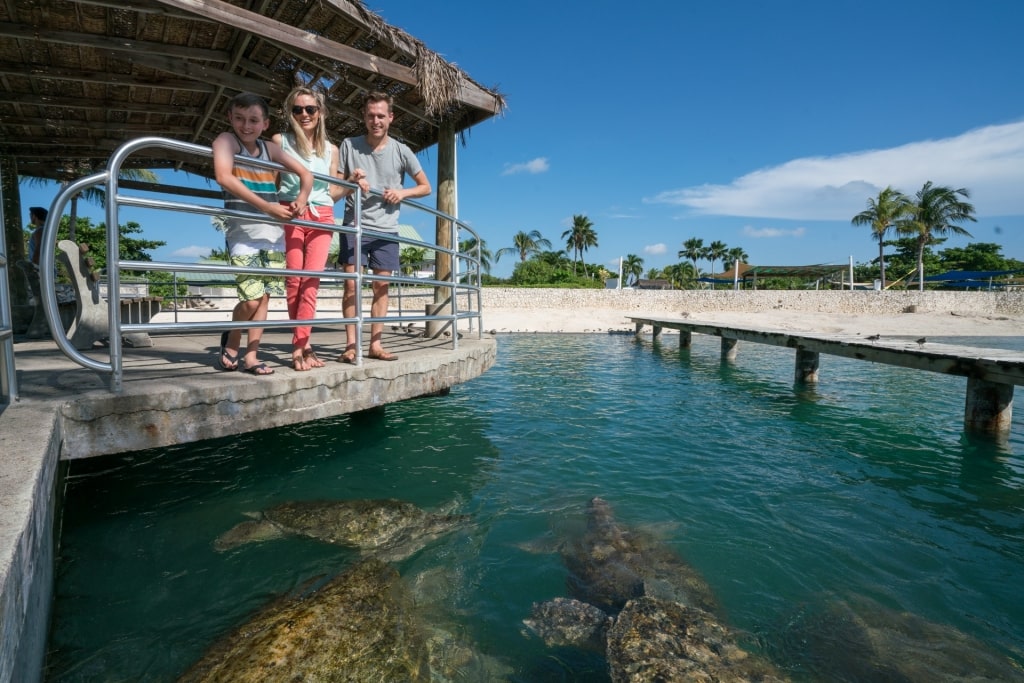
top-left (47, 333), bottom-right (1024, 681)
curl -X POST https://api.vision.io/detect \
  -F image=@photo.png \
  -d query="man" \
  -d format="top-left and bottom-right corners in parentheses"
top-left (26, 206), bottom-right (48, 265)
top-left (337, 91), bottom-right (431, 363)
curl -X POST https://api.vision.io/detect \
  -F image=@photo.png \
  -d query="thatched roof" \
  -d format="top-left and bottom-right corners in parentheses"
top-left (0, 0), bottom-right (506, 183)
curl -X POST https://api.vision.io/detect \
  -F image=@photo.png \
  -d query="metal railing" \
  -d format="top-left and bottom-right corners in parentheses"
top-left (0, 171), bottom-right (16, 404)
top-left (36, 136), bottom-right (484, 392)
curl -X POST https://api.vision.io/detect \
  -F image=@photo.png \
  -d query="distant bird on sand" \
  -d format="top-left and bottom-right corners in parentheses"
top-left (866, 334), bottom-right (881, 341)
top-left (916, 337), bottom-right (927, 347)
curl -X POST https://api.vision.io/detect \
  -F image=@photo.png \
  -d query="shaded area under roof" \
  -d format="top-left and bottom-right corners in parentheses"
top-left (0, 0), bottom-right (506, 183)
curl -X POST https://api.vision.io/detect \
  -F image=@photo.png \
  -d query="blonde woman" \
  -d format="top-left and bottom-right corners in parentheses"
top-left (272, 86), bottom-right (343, 371)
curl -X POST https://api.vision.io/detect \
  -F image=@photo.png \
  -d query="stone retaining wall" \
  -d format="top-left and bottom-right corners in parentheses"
top-left (478, 288), bottom-right (1024, 317)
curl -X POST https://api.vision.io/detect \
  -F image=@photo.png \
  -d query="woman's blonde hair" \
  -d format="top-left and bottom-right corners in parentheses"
top-left (283, 86), bottom-right (329, 159)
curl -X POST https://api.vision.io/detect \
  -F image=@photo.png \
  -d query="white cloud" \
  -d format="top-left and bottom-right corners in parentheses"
top-left (649, 120), bottom-right (1024, 220)
top-left (644, 243), bottom-right (667, 255)
top-left (742, 225), bottom-right (806, 239)
top-left (172, 245), bottom-right (214, 259)
top-left (502, 157), bottom-right (549, 175)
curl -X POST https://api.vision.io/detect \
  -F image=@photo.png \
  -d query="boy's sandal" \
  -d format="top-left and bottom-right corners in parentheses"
top-left (338, 347), bottom-right (358, 364)
top-left (242, 362), bottom-right (274, 376)
top-left (219, 347), bottom-right (239, 371)
top-left (292, 354), bottom-right (310, 372)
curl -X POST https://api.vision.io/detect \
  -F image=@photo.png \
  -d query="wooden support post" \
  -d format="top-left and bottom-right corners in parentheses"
top-left (634, 322), bottom-right (644, 337)
top-left (964, 377), bottom-right (1013, 434)
top-left (427, 120), bottom-right (455, 339)
top-left (721, 337), bottom-right (738, 361)
top-left (652, 325), bottom-right (662, 338)
top-left (680, 330), bottom-right (692, 348)
top-left (794, 348), bottom-right (820, 384)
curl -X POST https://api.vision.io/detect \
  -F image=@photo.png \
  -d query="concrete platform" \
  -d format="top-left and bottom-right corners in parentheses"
top-left (0, 327), bottom-right (496, 683)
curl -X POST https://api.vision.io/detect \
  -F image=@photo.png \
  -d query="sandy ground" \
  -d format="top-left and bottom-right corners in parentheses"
top-left (479, 307), bottom-right (1024, 337)
top-left (155, 298), bottom-right (1023, 338)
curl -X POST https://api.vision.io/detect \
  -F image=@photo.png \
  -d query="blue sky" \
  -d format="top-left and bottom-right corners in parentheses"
top-left (19, 0), bottom-right (1024, 279)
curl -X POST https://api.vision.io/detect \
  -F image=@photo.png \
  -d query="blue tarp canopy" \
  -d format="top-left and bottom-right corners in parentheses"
top-left (923, 270), bottom-right (1019, 282)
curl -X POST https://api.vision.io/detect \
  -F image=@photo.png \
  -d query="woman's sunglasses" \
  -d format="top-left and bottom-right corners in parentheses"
top-left (291, 105), bottom-right (320, 116)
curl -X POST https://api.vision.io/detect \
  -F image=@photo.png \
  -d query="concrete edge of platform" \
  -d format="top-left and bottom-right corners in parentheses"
top-left (0, 401), bottom-right (62, 683)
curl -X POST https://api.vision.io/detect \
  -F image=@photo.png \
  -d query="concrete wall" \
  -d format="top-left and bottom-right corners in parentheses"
top-left (0, 406), bottom-right (60, 683)
top-left (479, 288), bottom-right (1024, 317)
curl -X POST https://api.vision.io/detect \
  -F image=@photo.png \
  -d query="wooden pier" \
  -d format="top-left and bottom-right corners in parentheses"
top-left (629, 316), bottom-right (1024, 435)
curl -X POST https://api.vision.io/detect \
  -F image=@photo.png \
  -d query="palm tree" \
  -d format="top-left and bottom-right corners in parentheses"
top-left (622, 253), bottom-right (644, 286)
top-left (664, 261), bottom-right (697, 289)
top-left (536, 249), bottom-right (570, 269)
top-left (851, 186), bottom-right (912, 288)
top-left (459, 236), bottom-right (492, 274)
top-left (897, 181), bottom-right (976, 291)
top-left (678, 237), bottom-right (705, 275)
top-left (706, 240), bottom-right (728, 276)
top-left (495, 230), bottom-right (551, 263)
top-left (723, 246), bottom-right (749, 272)
top-left (399, 246), bottom-right (428, 275)
top-left (561, 214), bottom-right (598, 277)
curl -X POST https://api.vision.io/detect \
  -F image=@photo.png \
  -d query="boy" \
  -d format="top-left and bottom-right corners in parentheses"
top-left (212, 92), bottom-right (313, 375)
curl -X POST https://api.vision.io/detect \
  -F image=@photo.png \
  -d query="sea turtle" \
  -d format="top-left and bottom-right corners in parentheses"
top-left (523, 497), bottom-right (787, 682)
top-left (561, 496), bottom-right (719, 614)
top-left (771, 594), bottom-right (1024, 682)
top-left (213, 498), bottom-right (468, 561)
top-left (177, 557), bottom-right (510, 683)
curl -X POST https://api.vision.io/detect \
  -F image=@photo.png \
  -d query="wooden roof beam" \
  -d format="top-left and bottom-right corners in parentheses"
top-left (0, 22), bottom-right (229, 63)
top-left (149, 0), bottom-right (502, 114)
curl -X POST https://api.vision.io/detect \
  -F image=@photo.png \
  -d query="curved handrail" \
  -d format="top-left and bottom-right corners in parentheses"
top-left (36, 136), bottom-right (484, 391)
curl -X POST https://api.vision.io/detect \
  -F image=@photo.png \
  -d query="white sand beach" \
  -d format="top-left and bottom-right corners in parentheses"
top-left (481, 307), bottom-right (1024, 337)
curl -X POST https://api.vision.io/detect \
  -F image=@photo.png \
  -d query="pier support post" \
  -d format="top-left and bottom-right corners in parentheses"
top-left (964, 378), bottom-right (1013, 434)
top-left (679, 330), bottom-right (692, 348)
top-left (721, 337), bottom-right (738, 361)
top-left (794, 349), bottom-right (819, 384)
top-left (652, 325), bottom-right (662, 338)
top-left (634, 322), bottom-right (644, 337)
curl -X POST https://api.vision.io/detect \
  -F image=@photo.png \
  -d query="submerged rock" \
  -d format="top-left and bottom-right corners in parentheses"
top-left (607, 596), bottom-right (787, 683)
top-left (524, 497), bottom-right (786, 682)
top-left (213, 498), bottom-right (467, 561)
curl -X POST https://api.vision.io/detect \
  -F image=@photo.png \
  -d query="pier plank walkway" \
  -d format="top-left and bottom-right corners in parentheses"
top-left (629, 315), bottom-right (1024, 434)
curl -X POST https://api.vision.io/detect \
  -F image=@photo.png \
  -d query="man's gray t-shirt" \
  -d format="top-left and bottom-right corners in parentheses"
top-left (339, 136), bottom-right (423, 233)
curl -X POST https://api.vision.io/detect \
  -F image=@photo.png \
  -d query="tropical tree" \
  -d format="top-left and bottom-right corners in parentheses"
top-left (536, 249), bottom-right (571, 269)
top-left (897, 181), bottom-right (976, 290)
top-left (851, 186), bottom-right (912, 288)
top-left (706, 240), bottom-right (728, 276)
top-left (561, 214), bottom-right (598, 277)
top-left (723, 246), bottom-right (749, 272)
top-left (664, 261), bottom-right (698, 289)
top-left (622, 253), bottom-right (644, 286)
top-left (399, 246), bottom-right (428, 275)
top-left (495, 230), bottom-right (551, 263)
top-left (678, 237), bottom-right (705, 274)
top-left (459, 236), bottom-right (492, 274)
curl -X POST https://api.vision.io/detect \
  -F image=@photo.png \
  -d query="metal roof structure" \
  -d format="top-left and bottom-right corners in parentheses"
top-left (0, 0), bottom-right (506, 183)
